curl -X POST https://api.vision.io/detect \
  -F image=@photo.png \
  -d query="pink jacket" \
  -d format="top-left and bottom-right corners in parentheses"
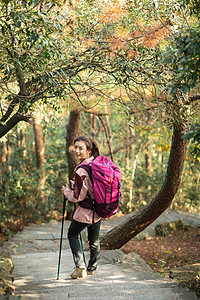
top-left (63, 156), bottom-right (101, 224)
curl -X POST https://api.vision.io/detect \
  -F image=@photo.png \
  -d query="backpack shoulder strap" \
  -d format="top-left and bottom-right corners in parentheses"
top-left (76, 164), bottom-right (93, 184)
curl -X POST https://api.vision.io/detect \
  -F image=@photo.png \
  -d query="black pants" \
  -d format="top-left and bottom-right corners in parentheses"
top-left (68, 219), bottom-right (101, 270)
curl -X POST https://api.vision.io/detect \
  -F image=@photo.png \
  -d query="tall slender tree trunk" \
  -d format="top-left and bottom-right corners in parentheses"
top-left (129, 154), bottom-right (139, 212)
top-left (145, 139), bottom-right (153, 198)
top-left (0, 136), bottom-right (11, 171)
top-left (89, 113), bottom-right (95, 139)
top-left (98, 115), bottom-right (114, 160)
top-left (145, 112), bottom-right (152, 178)
top-left (65, 110), bottom-right (81, 220)
top-left (129, 115), bottom-right (136, 161)
top-left (145, 141), bottom-right (152, 175)
top-left (6, 136), bottom-right (11, 171)
top-left (126, 123), bottom-right (130, 168)
top-left (104, 100), bottom-right (114, 160)
top-left (33, 111), bottom-right (46, 192)
top-left (66, 110), bottom-right (81, 182)
top-left (17, 127), bottom-right (26, 157)
top-left (100, 122), bottom-right (188, 249)
top-left (1, 141), bottom-right (8, 171)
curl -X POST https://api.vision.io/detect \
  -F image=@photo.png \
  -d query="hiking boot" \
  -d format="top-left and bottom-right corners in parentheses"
top-left (87, 266), bottom-right (96, 275)
top-left (87, 269), bottom-right (95, 275)
top-left (71, 267), bottom-right (87, 279)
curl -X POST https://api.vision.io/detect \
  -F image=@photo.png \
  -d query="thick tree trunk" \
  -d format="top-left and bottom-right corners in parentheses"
top-left (100, 122), bottom-right (188, 249)
top-left (66, 110), bottom-right (81, 182)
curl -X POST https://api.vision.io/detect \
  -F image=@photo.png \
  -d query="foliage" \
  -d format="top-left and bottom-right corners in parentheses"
top-left (182, 123), bottom-right (200, 160)
top-left (0, 0), bottom-right (200, 236)
top-left (181, 0), bottom-right (200, 16)
top-left (0, 0), bottom-right (67, 136)
top-left (0, 169), bottom-right (46, 227)
top-left (154, 0), bottom-right (200, 95)
top-left (162, 24), bottom-right (200, 94)
top-left (0, 0), bottom-right (109, 137)
top-left (0, 118), bottom-right (68, 231)
top-left (80, 108), bottom-right (200, 214)
top-left (0, 104), bottom-right (200, 237)
top-left (1, 0), bottom-right (199, 137)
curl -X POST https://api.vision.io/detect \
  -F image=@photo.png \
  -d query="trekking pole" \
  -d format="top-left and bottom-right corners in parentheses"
top-left (80, 232), bottom-right (87, 266)
top-left (57, 195), bottom-right (66, 280)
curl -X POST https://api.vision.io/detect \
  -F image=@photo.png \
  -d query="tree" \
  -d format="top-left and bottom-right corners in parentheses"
top-left (0, 0), bottom-right (109, 138)
top-left (0, 137), bottom-right (11, 171)
top-left (98, 0), bottom-right (200, 248)
top-left (0, 0), bottom-right (65, 137)
top-left (182, 123), bottom-right (200, 160)
top-left (33, 111), bottom-right (46, 195)
top-left (1, 0), bottom-right (199, 246)
top-left (101, 121), bottom-right (187, 249)
top-left (66, 110), bottom-right (81, 182)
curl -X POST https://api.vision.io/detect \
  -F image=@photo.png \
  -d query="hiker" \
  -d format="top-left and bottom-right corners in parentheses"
top-left (61, 135), bottom-right (101, 279)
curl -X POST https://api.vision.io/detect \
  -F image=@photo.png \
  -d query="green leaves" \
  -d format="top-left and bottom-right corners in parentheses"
top-left (160, 21), bottom-right (200, 94)
top-left (182, 123), bottom-right (200, 160)
top-left (182, 123), bottom-right (200, 142)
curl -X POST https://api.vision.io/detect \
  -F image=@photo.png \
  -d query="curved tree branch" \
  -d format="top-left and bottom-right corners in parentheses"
top-left (0, 98), bottom-right (19, 123)
top-left (0, 112), bottom-right (32, 138)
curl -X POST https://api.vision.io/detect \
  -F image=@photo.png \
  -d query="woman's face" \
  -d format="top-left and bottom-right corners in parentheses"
top-left (74, 140), bottom-right (91, 161)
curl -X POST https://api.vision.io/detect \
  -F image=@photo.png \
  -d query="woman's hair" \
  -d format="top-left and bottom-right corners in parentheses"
top-left (74, 135), bottom-right (100, 158)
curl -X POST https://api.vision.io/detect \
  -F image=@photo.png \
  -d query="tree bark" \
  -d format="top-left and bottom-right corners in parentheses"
top-left (66, 110), bottom-right (81, 182)
top-left (17, 127), bottom-right (26, 157)
top-left (104, 100), bottom-right (114, 161)
top-left (100, 122), bottom-right (188, 249)
top-left (0, 136), bottom-right (11, 171)
top-left (98, 115), bottom-right (114, 161)
top-left (145, 138), bottom-right (153, 198)
top-left (33, 112), bottom-right (46, 191)
top-left (129, 116), bottom-right (136, 161)
top-left (90, 114), bottom-right (97, 140)
top-left (145, 141), bottom-right (152, 175)
top-left (126, 123), bottom-right (130, 168)
top-left (6, 135), bottom-right (11, 171)
top-left (1, 141), bottom-right (8, 171)
top-left (0, 112), bottom-right (31, 138)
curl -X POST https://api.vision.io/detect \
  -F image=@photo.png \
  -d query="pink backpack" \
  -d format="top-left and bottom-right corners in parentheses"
top-left (77, 155), bottom-right (122, 219)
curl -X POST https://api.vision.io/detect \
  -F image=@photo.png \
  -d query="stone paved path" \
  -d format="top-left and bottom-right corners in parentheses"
top-left (1, 210), bottom-right (199, 300)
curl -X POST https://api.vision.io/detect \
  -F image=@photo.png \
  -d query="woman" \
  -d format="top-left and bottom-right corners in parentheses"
top-left (61, 135), bottom-right (101, 279)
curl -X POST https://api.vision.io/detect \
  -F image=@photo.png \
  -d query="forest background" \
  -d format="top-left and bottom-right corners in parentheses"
top-left (0, 0), bottom-right (199, 240)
